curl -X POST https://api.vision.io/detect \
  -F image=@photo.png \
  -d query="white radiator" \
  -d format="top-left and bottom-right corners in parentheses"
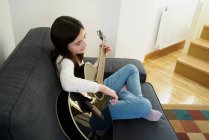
top-left (155, 0), bottom-right (198, 49)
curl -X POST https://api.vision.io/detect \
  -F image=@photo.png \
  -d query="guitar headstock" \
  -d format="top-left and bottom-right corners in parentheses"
top-left (97, 30), bottom-right (106, 44)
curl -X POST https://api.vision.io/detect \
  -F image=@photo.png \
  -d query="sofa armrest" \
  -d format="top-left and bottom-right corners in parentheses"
top-left (84, 57), bottom-right (147, 82)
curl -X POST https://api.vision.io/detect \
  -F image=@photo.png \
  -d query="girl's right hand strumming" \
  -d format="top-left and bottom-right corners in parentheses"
top-left (98, 84), bottom-right (118, 104)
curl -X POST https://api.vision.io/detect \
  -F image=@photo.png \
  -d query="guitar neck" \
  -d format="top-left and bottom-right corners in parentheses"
top-left (96, 41), bottom-right (106, 84)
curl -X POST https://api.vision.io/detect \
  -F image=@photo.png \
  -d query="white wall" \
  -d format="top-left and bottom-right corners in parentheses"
top-left (7, 0), bottom-right (164, 61)
top-left (183, 0), bottom-right (209, 53)
top-left (156, 0), bottom-right (198, 49)
top-left (115, 0), bottom-right (199, 61)
top-left (8, 0), bottom-right (121, 58)
top-left (2, 0), bottom-right (202, 63)
top-left (192, 0), bottom-right (209, 38)
top-left (0, 0), bottom-right (15, 66)
top-left (115, 0), bottom-right (163, 61)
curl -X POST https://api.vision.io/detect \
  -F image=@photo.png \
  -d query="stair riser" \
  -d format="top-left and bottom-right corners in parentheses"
top-left (174, 62), bottom-right (209, 88)
top-left (188, 44), bottom-right (209, 62)
top-left (201, 27), bottom-right (209, 41)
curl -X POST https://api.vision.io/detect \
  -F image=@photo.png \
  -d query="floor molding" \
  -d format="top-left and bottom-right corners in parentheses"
top-left (144, 41), bottom-right (185, 60)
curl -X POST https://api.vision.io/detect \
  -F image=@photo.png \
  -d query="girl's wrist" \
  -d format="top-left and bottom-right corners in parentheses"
top-left (98, 84), bottom-right (105, 93)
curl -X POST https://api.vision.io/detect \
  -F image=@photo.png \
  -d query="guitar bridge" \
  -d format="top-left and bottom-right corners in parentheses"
top-left (85, 100), bottom-right (104, 120)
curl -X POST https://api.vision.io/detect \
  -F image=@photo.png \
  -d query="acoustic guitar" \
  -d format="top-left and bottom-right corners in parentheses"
top-left (56, 30), bottom-right (112, 140)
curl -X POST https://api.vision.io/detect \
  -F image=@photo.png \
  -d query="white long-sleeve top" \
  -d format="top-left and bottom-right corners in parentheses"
top-left (56, 55), bottom-right (99, 93)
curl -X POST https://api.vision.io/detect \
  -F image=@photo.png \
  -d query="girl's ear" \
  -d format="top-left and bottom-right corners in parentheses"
top-left (67, 43), bottom-right (72, 52)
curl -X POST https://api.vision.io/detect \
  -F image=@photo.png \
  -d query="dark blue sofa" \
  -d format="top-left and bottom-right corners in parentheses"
top-left (0, 27), bottom-right (177, 140)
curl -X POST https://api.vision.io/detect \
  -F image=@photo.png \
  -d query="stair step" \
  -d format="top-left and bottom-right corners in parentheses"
top-left (191, 38), bottom-right (209, 50)
top-left (175, 55), bottom-right (209, 88)
top-left (188, 39), bottom-right (209, 62)
top-left (200, 25), bottom-right (209, 41)
top-left (178, 55), bottom-right (209, 74)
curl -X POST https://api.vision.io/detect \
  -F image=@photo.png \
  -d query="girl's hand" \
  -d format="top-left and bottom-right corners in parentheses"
top-left (110, 97), bottom-right (118, 105)
top-left (102, 44), bottom-right (112, 55)
top-left (98, 84), bottom-right (118, 104)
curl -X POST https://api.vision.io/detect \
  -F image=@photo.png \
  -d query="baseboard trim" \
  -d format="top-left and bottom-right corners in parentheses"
top-left (144, 41), bottom-right (185, 60)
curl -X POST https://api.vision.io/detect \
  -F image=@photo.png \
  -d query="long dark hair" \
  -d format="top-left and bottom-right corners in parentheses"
top-left (50, 16), bottom-right (84, 70)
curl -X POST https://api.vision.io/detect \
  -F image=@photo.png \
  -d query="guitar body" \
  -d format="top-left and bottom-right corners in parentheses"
top-left (84, 62), bottom-right (105, 100)
top-left (56, 90), bottom-right (112, 140)
top-left (84, 62), bottom-right (97, 82)
top-left (56, 91), bottom-right (90, 140)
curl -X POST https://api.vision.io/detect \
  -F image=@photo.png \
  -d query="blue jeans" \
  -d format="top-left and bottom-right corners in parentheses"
top-left (104, 64), bottom-right (151, 120)
top-left (90, 64), bottom-right (152, 130)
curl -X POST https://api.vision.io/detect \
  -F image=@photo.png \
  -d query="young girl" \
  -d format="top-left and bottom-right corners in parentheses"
top-left (51, 16), bottom-right (162, 131)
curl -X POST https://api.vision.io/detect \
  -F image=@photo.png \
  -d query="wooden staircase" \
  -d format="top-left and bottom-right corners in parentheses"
top-left (174, 25), bottom-right (209, 88)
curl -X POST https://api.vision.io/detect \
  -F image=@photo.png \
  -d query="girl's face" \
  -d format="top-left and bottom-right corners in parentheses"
top-left (67, 29), bottom-right (87, 55)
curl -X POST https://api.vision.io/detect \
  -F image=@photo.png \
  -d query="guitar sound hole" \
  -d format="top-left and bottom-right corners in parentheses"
top-left (95, 92), bottom-right (103, 99)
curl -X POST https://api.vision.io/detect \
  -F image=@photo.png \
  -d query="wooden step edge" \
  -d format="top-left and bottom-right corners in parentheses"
top-left (203, 25), bottom-right (209, 29)
top-left (177, 56), bottom-right (209, 75)
top-left (191, 39), bottom-right (209, 50)
top-left (201, 25), bottom-right (209, 41)
top-left (163, 104), bottom-right (209, 110)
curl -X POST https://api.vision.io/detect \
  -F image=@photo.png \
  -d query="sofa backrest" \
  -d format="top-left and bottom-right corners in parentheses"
top-left (0, 27), bottom-right (66, 140)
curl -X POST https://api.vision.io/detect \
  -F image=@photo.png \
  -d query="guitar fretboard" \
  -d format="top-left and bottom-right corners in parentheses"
top-left (95, 29), bottom-right (107, 84)
top-left (96, 45), bottom-right (106, 84)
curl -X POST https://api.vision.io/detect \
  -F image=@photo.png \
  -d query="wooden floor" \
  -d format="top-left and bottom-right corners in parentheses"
top-left (144, 49), bottom-right (209, 109)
